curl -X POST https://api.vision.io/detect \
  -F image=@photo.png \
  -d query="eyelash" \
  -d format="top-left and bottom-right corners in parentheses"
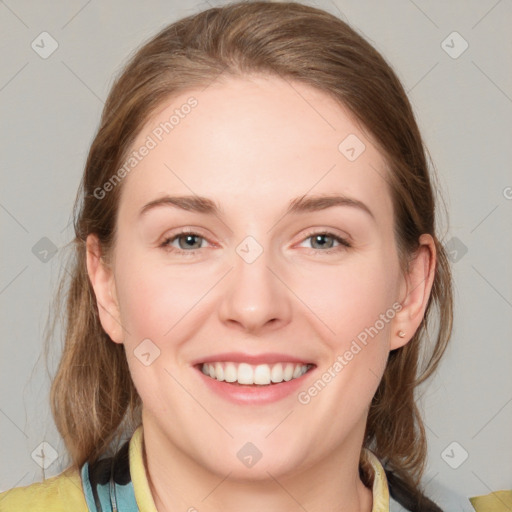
top-left (160, 229), bottom-right (351, 256)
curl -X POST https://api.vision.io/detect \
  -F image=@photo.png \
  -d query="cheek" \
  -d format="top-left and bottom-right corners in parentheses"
top-left (112, 259), bottom-right (191, 408)
top-left (116, 272), bottom-right (168, 339)
top-left (292, 249), bottom-right (398, 401)
top-left (113, 251), bottom-right (218, 345)
top-left (112, 246), bottom-right (169, 341)
top-left (293, 250), bottom-right (399, 342)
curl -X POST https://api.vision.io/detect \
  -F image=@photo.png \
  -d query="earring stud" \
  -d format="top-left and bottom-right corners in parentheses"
top-left (397, 330), bottom-right (405, 338)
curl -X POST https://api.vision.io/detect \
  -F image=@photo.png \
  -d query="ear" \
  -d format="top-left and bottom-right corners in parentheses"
top-left (86, 233), bottom-right (124, 344)
top-left (391, 234), bottom-right (436, 350)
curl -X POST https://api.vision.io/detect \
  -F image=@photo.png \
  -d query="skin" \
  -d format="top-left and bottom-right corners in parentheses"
top-left (87, 74), bottom-right (435, 512)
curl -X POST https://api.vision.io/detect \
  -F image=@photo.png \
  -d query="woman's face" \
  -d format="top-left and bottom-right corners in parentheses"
top-left (89, 75), bottom-right (419, 479)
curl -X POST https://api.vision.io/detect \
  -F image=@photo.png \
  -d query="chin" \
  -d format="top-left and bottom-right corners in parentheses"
top-left (197, 443), bottom-right (307, 483)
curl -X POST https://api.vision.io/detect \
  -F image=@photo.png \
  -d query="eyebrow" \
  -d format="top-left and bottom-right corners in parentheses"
top-left (138, 193), bottom-right (375, 221)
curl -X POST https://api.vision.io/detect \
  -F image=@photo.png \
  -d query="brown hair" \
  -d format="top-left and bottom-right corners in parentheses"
top-left (46, 1), bottom-right (452, 509)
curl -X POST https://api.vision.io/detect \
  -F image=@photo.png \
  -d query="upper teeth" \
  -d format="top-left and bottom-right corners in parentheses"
top-left (201, 362), bottom-right (311, 385)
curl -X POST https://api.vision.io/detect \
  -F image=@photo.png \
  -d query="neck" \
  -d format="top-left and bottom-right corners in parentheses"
top-left (142, 421), bottom-right (373, 512)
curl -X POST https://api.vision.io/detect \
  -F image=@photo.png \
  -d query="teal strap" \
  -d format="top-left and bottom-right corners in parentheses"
top-left (81, 461), bottom-right (139, 512)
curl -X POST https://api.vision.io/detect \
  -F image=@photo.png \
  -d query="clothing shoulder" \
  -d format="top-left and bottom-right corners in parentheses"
top-left (0, 467), bottom-right (88, 512)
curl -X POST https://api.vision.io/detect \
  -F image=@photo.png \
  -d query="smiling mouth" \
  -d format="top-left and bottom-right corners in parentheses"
top-left (197, 361), bottom-right (315, 386)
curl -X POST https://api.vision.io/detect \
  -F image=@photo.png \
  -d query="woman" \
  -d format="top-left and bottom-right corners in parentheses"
top-left (0, 2), bottom-right (456, 511)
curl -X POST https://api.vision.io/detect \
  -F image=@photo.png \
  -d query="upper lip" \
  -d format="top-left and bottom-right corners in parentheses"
top-left (191, 352), bottom-right (315, 366)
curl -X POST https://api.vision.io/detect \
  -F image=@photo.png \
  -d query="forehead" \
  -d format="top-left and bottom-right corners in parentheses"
top-left (117, 74), bottom-right (392, 224)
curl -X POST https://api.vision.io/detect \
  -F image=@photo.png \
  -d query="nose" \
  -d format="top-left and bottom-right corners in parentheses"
top-left (217, 243), bottom-right (293, 334)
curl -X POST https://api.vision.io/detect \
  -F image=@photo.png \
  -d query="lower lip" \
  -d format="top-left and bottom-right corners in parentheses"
top-left (195, 366), bottom-right (315, 405)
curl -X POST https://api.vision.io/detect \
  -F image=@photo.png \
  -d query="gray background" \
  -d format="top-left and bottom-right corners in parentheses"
top-left (1, 1), bottom-right (511, 510)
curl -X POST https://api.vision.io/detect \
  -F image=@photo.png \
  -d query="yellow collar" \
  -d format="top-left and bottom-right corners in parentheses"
top-left (361, 447), bottom-right (390, 512)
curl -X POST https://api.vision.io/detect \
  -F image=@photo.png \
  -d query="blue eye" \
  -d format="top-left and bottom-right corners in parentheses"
top-left (300, 232), bottom-right (351, 253)
top-left (160, 231), bottom-right (206, 255)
